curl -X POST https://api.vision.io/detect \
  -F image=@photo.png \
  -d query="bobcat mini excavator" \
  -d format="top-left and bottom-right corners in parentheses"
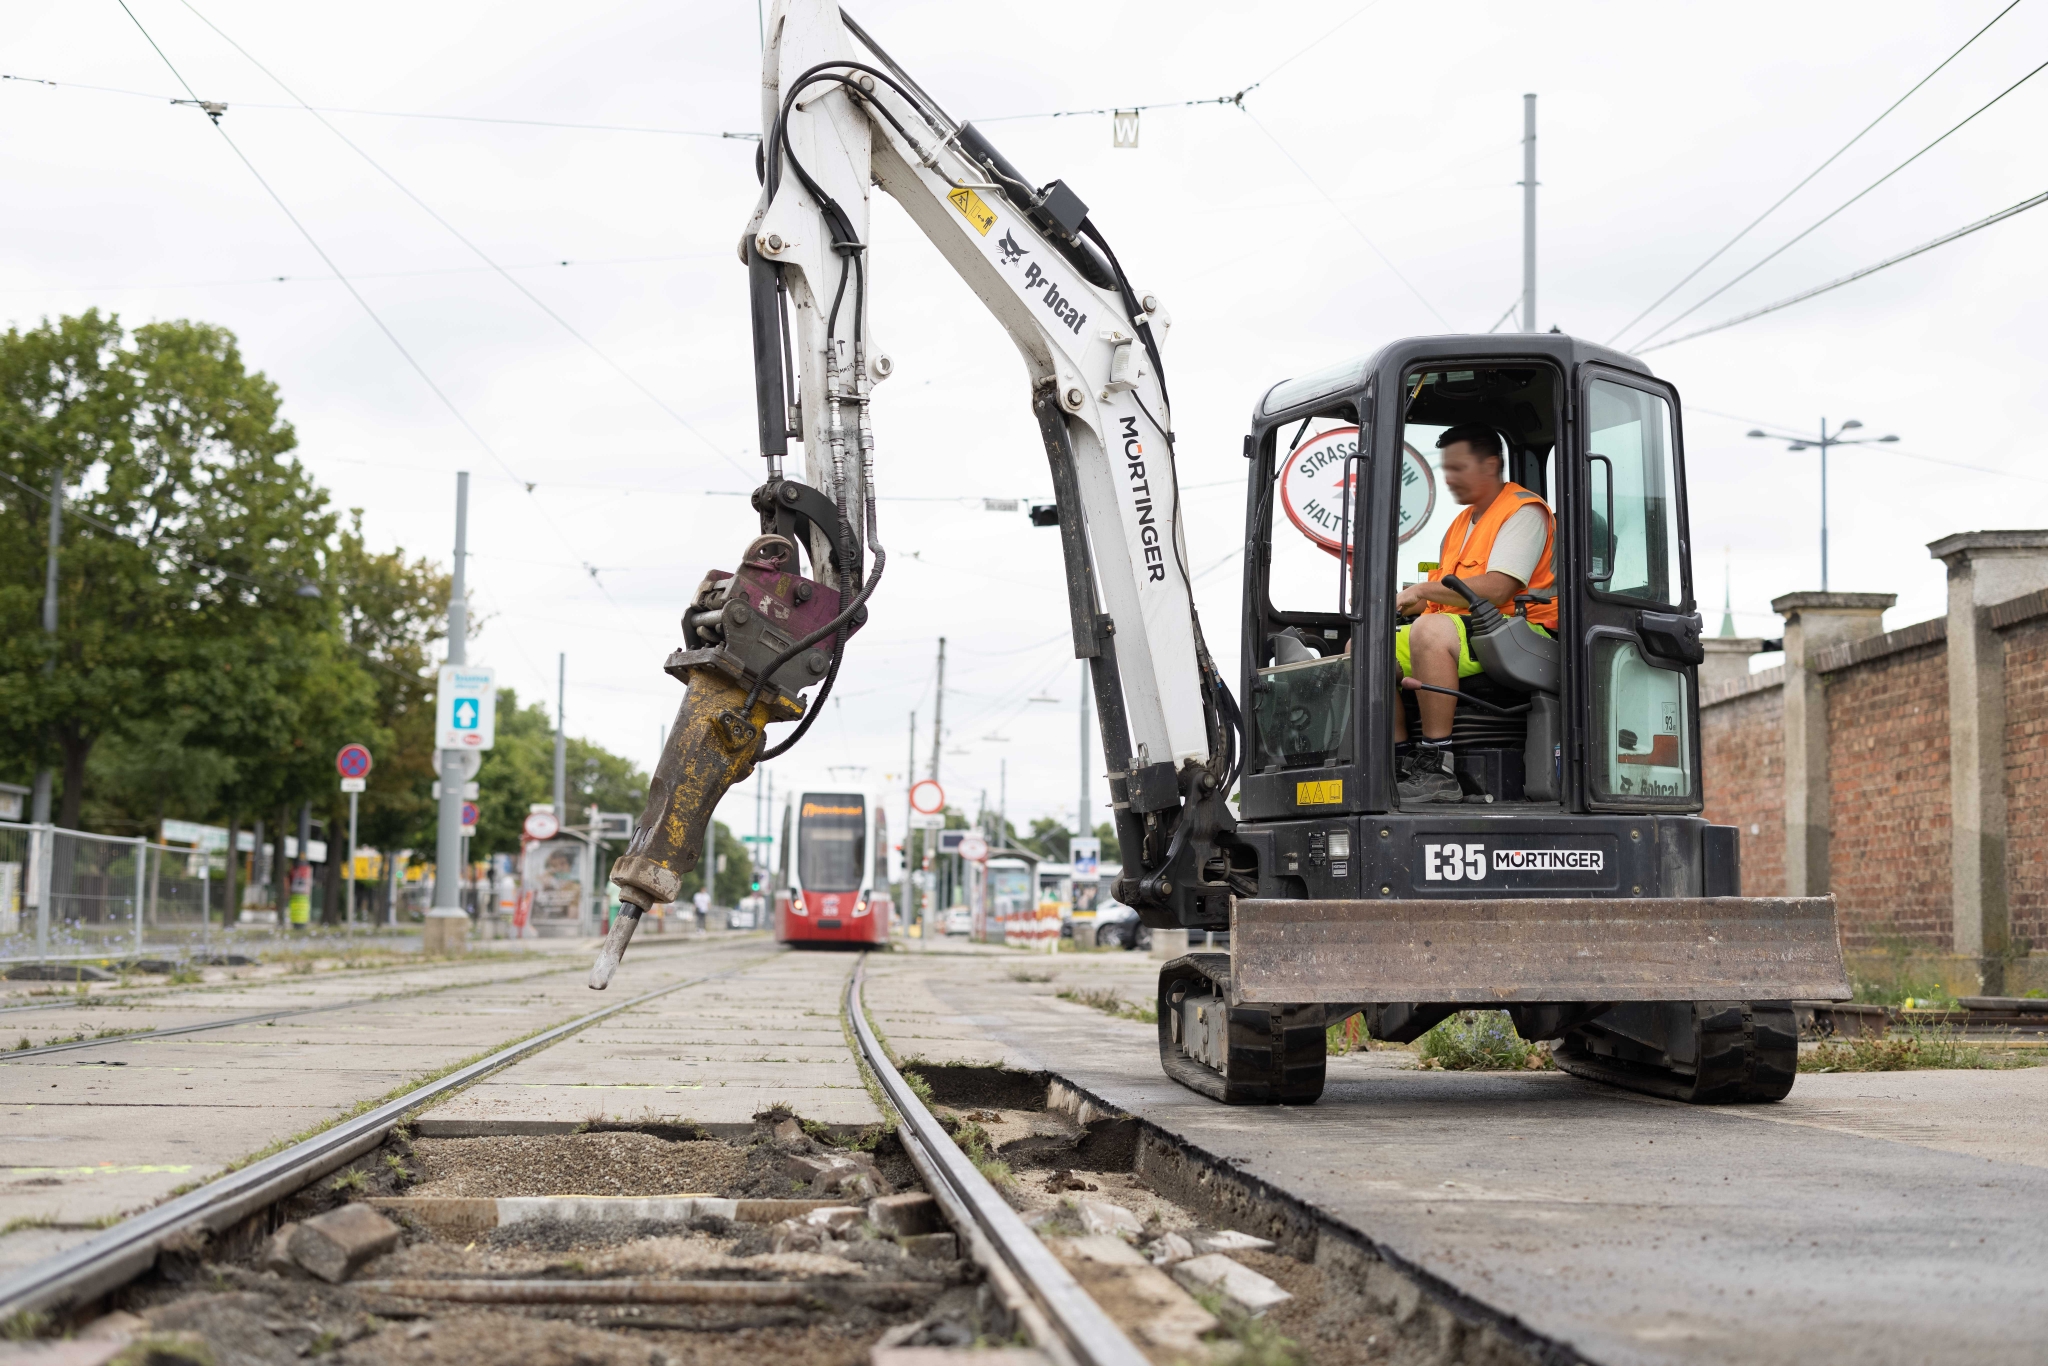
top-left (593, 1), bottom-right (1851, 1105)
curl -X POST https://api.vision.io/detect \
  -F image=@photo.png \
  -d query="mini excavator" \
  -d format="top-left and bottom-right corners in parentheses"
top-left (592, 1), bottom-right (1851, 1106)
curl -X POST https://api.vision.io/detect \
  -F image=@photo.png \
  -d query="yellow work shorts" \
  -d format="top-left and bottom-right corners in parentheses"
top-left (1396, 615), bottom-right (1554, 678)
top-left (1395, 615), bottom-right (1483, 679)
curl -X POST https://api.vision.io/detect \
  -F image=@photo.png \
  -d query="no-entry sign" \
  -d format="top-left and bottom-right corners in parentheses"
top-left (523, 810), bottom-right (561, 840)
top-left (335, 744), bottom-right (372, 779)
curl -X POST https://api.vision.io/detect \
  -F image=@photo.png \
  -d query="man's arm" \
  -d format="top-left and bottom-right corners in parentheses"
top-left (1396, 570), bottom-right (1525, 615)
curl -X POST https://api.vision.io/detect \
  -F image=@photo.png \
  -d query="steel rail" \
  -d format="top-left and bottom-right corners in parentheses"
top-left (2, 935), bottom-right (724, 1054)
top-left (844, 956), bottom-right (1148, 1366)
top-left (0, 952), bottom-right (767, 1321)
top-left (0, 961), bottom-right (592, 1060)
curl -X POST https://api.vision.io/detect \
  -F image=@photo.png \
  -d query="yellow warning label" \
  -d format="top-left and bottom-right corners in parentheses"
top-left (947, 186), bottom-right (997, 236)
top-left (1296, 779), bottom-right (1343, 806)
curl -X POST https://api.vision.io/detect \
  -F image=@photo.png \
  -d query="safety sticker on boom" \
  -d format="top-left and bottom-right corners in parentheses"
top-left (947, 187), bottom-right (997, 235)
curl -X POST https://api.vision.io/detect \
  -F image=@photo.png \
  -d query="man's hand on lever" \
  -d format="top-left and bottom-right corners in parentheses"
top-left (1395, 570), bottom-right (1526, 618)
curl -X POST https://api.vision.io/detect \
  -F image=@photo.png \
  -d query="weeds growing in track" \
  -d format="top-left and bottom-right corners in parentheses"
top-left (1415, 1011), bottom-right (1551, 1071)
top-left (1802, 1022), bottom-right (2042, 1072)
top-left (1057, 986), bottom-right (1157, 1024)
top-left (1191, 1292), bottom-right (1307, 1366)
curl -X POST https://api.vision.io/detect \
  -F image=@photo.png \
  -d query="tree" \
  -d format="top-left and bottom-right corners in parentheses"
top-left (0, 312), bottom-right (376, 833)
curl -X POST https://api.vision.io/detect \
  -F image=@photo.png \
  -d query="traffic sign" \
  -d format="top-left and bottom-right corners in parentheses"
top-left (523, 810), bottom-right (561, 840)
top-left (909, 779), bottom-right (945, 815)
top-left (958, 832), bottom-right (989, 861)
top-left (739, 834), bottom-right (773, 844)
top-left (436, 666), bottom-right (497, 750)
top-left (340, 777), bottom-right (366, 794)
top-left (335, 744), bottom-right (373, 779)
top-left (460, 801), bottom-right (480, 835)
top-left (909, 811), bottom-right (944, 830)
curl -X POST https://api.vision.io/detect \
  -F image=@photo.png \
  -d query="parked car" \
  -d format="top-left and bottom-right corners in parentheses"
top-left (944, 905), bottom-right (973, 936)
top-left (727, 896), bottom-right (762, 931)
top-left (1091, 899), bottom-right (1149, 951)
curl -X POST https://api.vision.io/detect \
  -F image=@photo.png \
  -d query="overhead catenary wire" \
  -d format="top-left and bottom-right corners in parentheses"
top-left (0, 251), bottom-right (725, 295)
top-left (1627, 52), bottom-right (2048, 351)
top-left (1637, 188), bottom-right (2048, 355)
top-left (1687, 404), bottom-right (2048, 486)
top-left (971, 0), bottom-right (1387, 123)
top-left (1607, 0), bottom-right (2027, 347)
top-left (1, 71), bottom-right (757, 138)
top-left (1243, 108), bottom-right (1454, 330)
top-left (174, 0), bottom-right (756, 484)
top-left (112, 0), bottom-right (657, 642)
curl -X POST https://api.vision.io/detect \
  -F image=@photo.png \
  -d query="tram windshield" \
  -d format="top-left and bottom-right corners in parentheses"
top-left (798, 793), bottom-right (866, 892)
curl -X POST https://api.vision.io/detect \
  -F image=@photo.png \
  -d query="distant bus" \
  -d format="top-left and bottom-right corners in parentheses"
top-left (775, 790), bottom-right (892, 948)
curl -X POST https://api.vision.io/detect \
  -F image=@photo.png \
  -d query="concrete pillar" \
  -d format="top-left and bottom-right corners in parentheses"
top-left (1928, 531), bottom-right (2048, 992)
top-left (1772, 592), bottom-right (1895, 896)
top-left (1699, 637), bottom-right (1765, 693)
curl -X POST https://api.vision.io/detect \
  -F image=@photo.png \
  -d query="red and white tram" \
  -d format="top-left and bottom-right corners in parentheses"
top-left (775, 790), bottom-right (892, 947)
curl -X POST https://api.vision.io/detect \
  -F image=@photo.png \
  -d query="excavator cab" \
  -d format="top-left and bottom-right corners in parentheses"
top-left (1240, 333), bottom-right (1698, 818)
top-left (1151, 333), bottom-right (1849, 1108)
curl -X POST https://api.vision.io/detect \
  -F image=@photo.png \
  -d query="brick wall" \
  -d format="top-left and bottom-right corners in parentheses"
top-left (1701, 683), bottom-right (1784, 896)
top-left (1825, 643), bottom-right (1950, 949)
top-left (2005, 618), bottom-right (2048, 954)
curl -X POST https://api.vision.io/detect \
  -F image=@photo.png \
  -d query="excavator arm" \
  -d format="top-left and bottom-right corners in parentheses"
top-left (593, 0), bottom-right (1239, 987)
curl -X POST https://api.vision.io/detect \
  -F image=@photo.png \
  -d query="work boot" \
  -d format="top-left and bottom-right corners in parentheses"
top-left (1398, 743), bottom-right (1463, 804)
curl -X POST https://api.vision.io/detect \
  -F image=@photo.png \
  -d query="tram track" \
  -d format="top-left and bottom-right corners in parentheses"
top-left (0, 948), bottom-right (1157, 1366)
top-left (0, 938), bottom-right (722, 1059)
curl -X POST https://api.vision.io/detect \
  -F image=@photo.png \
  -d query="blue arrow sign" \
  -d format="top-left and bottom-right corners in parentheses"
top-left (453, 698), bottom-right (479, 729)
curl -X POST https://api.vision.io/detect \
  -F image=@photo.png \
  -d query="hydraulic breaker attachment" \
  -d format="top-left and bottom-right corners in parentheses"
top-left (595, 531), bottom-right (858, 989)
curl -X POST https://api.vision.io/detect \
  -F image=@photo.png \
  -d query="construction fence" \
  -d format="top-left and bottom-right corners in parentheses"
top-left (2, 821), bottom-right (237, 964)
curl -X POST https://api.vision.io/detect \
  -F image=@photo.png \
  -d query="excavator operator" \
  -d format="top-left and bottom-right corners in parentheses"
top-left (1392, 425), bottom-right (1557, 803)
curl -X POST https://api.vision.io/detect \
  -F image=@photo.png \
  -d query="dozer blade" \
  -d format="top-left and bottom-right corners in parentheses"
top-left (1229, 896), bottom-right (1849, 1004)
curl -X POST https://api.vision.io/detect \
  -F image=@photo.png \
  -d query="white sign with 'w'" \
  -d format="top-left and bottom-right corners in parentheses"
top-left (1112, 109), bottom-right (1139, 149)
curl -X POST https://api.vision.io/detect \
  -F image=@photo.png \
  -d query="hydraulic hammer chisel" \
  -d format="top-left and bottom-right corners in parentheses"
top-left (591, 528), bottom-right (861, 989)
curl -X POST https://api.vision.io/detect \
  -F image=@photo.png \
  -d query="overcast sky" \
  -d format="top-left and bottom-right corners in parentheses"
top-left (8, 0), bottom-right (2046, 847)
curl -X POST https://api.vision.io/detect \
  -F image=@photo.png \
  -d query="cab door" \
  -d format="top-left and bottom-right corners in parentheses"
top-left (1568, 366), bottom-right (1704, 810)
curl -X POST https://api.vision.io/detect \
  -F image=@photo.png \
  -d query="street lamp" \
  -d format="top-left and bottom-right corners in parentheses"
top-left (1746, 418), bottom-right (1899, 592)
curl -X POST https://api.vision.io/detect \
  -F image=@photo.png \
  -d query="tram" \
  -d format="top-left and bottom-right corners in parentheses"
top-left (774, 789), bottom-right (893, 947)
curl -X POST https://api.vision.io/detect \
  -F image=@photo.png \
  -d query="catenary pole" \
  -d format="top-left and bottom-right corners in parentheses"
top-left (928, 638), bottom-right (946, 784)
top-left (553, 653), bottom-right (568, 818)
top-left (430, 473), bottom-right (470, 932)
top-left (1521, 93), bottom-right (1538, 332)
top-left (31, 464), bottom-right (61, 825)
top-left (904, 710), bottom-right (916, 932)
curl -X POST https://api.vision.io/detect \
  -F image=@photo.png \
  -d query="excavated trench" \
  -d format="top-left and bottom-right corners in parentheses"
top-left (37, 1068), bottom-right (1566, 1366)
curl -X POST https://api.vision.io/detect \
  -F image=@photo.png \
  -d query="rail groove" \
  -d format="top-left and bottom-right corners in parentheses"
top-left (0, 956), bottom-right (764, 1321)
top-left (845, 955), bottom-right (1148, 1366)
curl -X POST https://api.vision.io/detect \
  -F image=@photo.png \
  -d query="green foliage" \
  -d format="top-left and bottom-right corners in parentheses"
top-left (1416, 1011), bottom-right (1552, 1071)
top-left (1802, 1022), bottom-right (2042, 1072)
top-left (0, 313), bottom-right (445, 870)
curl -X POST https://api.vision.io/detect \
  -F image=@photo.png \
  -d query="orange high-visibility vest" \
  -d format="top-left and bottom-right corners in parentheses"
top-left (1421, 482), bottom-right (1558, 630)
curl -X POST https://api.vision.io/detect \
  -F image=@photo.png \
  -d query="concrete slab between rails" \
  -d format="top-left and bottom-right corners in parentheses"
top-left (409, 1116), bottom-right (875, 1141)
top-left (369, 1195), bottom-right (849, 1237)
top-left (0, 949), bottom-right (763, 1240)
top-left (860, 950), bottom-right (2048, 1366)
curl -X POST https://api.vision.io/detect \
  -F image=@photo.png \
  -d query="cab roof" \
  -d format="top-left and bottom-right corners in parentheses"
top-left (1257, 332), bottom-right (1652, 423)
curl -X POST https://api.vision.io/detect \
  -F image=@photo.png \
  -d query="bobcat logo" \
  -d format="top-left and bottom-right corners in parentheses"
top-left (996, 230), bottom-right (1028, 264)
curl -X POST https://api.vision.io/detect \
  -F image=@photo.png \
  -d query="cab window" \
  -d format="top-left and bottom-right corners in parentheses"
top-left (1586, 380), bottom-right (1682, 606)
top-left (1253, 409), bottom-right (1357, 773)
